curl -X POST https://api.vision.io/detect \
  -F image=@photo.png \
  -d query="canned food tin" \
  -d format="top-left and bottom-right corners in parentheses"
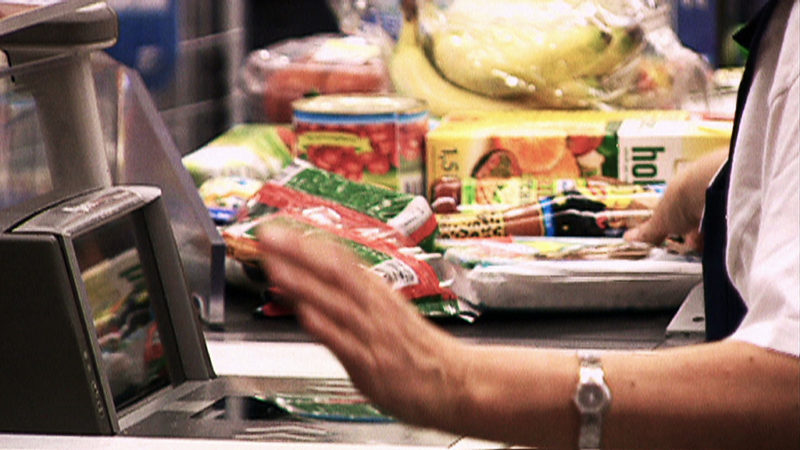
top-left (292, 94), bottom-right (429, 194)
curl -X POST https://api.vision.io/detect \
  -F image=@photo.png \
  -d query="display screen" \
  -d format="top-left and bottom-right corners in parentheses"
top-left (74, 214), bottom-right (170, 409)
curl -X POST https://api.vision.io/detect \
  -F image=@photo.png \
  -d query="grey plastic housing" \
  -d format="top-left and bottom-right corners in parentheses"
top-left (0, 186), bottom-right (214, 435)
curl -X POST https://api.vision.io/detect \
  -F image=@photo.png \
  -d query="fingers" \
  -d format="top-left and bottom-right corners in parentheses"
top-left (256, 220), bottom-right (466, 429)
top-left (257, 222), bottom-right (425, 341)
top-left (624, 217), bottom-right (668, 245)
top-left (663, 228), bottom-right (703, 255)
top-left (260, 225), bottom-right (370, 305)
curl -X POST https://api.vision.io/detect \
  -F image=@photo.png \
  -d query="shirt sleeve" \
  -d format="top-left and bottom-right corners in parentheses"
top-left (729, 75), bottom-right (800, 357)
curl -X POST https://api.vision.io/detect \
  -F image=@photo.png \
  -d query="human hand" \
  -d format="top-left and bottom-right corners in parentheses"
top-left (624, 149), bottom-right (727, 253)
top-left (257, 222), bottom-right (467, 429)
top-left (623, 191), bottom-right (704, 255)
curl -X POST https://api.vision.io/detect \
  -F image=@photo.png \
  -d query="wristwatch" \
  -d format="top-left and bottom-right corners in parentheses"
top-left (573, 351), bottom-right (612, 450)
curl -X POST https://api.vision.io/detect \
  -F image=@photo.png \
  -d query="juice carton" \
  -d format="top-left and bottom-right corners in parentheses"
top-left (617, 119), bottom-right (733, 184)
top-left (425, 110), bottom-right (694, 199)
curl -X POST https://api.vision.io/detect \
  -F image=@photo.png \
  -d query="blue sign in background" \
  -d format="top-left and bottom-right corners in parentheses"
top-left (105, 0), bottom-right (178, 90)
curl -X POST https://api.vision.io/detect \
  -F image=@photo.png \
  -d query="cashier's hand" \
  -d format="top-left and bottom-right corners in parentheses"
top-left (623, 191), bottom-right (704, 255)
top-left (624, 149), bottom-right (728, 254)
top-left (257, 223), bottom-right (467, 429)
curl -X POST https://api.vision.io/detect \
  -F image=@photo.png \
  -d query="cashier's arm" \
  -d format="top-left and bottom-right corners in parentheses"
top-left (258, 225), bottom-right (800, 449)
top-left (461, 341), bottom-right (799, 449)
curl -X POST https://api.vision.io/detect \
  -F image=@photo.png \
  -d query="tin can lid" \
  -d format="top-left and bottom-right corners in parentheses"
top-left (292, 94), bottom-right (428, 116)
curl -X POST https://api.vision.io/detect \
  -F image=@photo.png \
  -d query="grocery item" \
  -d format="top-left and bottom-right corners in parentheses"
top-left (261, 159), bottom-right (437, 248)
top-left (220, 159), bottom-right (478, 318)
top-left (182, 124), bottom-right (295, 187)
top-left (240, 34), bottom-right (391, 123)
top-left (435, 236), bottom-right (655, 261)
top-left (197, 176), bottom-right (265, 225)
top-left (293, 94), bottom-right (428, 194)
top-left (388, 15), bottom-right (531, 118)
top-left (435, 186), bottom-right (662, 239)
top-left (617, 118), bottom-right (733, 185)
top-left (426, 0), bottom-right (644, 100)
top-left (430, 176), bottom-right (662, 213)
top-left (268, 392), bottom-right (394, 422)
top-left (439, 236), bottom-right (702, 311)
top-left (225, 215), bottom-right (449, 306)
top-left (387, 0), bottom-right (712, 116)
top-left (425, 110), bottom-right (699, 198)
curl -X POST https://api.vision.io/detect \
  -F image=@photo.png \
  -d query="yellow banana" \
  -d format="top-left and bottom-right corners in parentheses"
top-left (389, 19), bottom-right (531, 118)
top-left (431, 16), bottom-right (612, 98)
top-left (577, 24), bottom-right (645, 78)
top-left (529, 78), bottom-right (605, 109)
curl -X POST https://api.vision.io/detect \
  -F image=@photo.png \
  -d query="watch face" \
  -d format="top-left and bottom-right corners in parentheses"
top-left (578, 383), bottom-right (608, 412)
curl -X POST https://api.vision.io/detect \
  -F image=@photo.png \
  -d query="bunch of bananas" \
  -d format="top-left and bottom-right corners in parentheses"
top-left (389, 0), bottom-right (645, 117)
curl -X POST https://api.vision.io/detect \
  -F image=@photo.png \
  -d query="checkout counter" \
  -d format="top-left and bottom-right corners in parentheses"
top-left (0, 3), bottom-right (706, 449)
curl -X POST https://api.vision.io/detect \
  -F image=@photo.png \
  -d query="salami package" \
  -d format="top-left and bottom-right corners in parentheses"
top-left (434, 183), bottom-right (664, 239)
top-left (263, 159), bottom-right (438, 249)
top-left (222, 160), bottom-right (471, 319)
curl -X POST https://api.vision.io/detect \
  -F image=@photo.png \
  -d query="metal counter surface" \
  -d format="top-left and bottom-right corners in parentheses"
top-left (0, 435), bottom-right (490, 450)
top-left (0, 284), bottom-right (702, 449)
top-left (207, 284), bottom-right (695, 351)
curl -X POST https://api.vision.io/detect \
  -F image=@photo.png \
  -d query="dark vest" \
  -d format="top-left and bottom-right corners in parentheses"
top-left (701, 0), bottom-right (780, 341)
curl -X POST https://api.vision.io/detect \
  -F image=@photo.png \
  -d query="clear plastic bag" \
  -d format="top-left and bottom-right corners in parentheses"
top-left (360, 0), bottom-right (714, 116)
top-left (239, 34), bottom-right (392, 123)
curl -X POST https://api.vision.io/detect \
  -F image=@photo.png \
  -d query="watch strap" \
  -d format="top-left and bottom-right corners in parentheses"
top-left (578, 410), bottom-right (603, 450)
top-left (575, 351), bottom-right (611, 450)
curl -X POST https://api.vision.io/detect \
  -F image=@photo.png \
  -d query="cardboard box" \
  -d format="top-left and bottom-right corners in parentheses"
top-left (425, 110), bottom-right (701, 198)
top-left (617, 119), bottom-right (732, 184)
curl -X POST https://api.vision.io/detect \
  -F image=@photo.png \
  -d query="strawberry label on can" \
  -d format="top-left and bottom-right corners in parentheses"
top-left (292, 94), bottom-right (428, 195)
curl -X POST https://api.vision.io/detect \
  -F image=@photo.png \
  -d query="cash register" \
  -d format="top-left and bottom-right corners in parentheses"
top-left (0, 3), bottom-right (458, 446)
top-left (0, 182), bottom-right (458, 444)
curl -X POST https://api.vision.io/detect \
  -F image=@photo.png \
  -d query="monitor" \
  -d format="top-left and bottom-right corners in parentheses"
top-left (74, 214), bottom-right (171, 409)
top-left (0, 185), bottom-right (213, 434)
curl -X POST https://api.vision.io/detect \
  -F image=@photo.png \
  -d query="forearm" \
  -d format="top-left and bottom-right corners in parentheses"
top-left (447, 340), bottom-right (799, 449)
top-left (448, 345), bottom-right (580, 448)
top-left (604, 340), bottom-right (799, 449)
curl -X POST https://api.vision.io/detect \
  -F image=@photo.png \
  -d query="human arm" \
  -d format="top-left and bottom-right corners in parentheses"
top-left (258, 224), bottom-right (800, 449)
top-left (624, 148), bottom-right (728, 251)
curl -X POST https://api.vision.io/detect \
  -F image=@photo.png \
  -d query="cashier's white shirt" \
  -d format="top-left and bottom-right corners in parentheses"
top-left (726, 0), bottom-right (800, 357)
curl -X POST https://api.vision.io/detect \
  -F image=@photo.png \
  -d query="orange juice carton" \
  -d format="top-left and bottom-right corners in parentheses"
top-left (425, 110), bottom-right (693, 199)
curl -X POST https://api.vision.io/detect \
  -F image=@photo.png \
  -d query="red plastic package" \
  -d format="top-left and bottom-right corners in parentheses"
top-left (240, 34), bottom-right (391, 123)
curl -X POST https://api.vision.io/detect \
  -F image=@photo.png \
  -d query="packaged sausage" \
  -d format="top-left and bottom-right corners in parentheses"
top-left (225, 215), bottom-right (451, 306)
top-left (220, 159), bottom-right (474, 318)
top-left (223, 207), bottom-right (466, 318)
top-left (240, 34), bottom-right (391, 123)
top-left (435, 184), bottom-right (664, 239)
top-left (262, 159), bottom-right (438, 249)
top-left (430, 176), bottom-right (663, 213)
